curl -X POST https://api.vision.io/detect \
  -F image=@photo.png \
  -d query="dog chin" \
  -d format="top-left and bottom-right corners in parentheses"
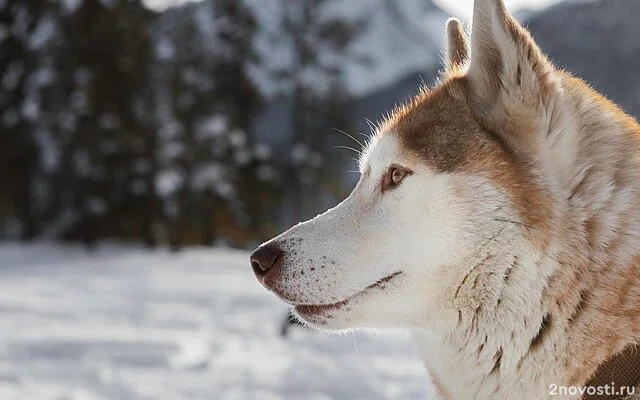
top-left (292, 297), bottom-right (363, 330)
top-left (293, 304), bottom-right (345, 329)
top-left (292, 296), bottom-right (409, 331)
top-left (290, 271), bottom-right (405, 330)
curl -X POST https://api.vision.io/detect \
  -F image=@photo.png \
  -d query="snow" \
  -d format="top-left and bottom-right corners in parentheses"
top-left (196, 116), bottom-right (227, 140)
top-left (155, 169), bottom-right (183, 197)
top-left (28, 17), bottom-right (56, 51)
top-left (191, 164), bottom-right (223, 191)
top-left (2, 61), bottom-right (24, 91)
top-left (0, 243), bottom-right (434, 400)
top-left (60, 0), bottom-right (84, 14)
top-left (228, 130), bottom-right (247, 148)
top-left (0, 25), bottom-right (8, 44)
top-left (253, 143), bottom-right (272, 161)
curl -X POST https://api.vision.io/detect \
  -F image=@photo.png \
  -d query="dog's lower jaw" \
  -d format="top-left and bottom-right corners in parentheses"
top-left (291, 271), bottom-right (405, 328)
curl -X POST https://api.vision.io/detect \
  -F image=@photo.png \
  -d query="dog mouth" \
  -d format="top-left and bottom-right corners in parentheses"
top-left (294, 271), bottom-right (402, 316)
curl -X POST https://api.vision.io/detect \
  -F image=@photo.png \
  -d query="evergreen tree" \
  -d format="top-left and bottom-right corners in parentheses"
top-left (52, 0), bottom-right (156, 247)
top-left (0, 0), bottom-right (51, 240)
top-left (211, 0), bottom-right (277, 242)
top-left (275, 0), bottom-right (366, 222)
top-left (154, 0), bottom-right (273, 248)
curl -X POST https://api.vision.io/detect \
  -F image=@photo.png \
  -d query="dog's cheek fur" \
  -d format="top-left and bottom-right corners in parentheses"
top-left (273, 134), bottom-right (526, 330)
top-left (285, 140), bottom-right (531, 332)
top-left (273, 136), bottom-right (469, 307)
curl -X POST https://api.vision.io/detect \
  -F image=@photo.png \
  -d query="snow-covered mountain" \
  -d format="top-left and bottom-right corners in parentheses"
top-left (246, 0), bottom-right (448, 97)
top-left (526, 0), bottom-right (640, 119)
top-left (240, 0), bottom-right (449, 146)
top-left (161, 0), bottom-right (640, 148)
top-left (163, 0), bottom-right (448, 98)
top-left (352, 0), bottom-right (640, 136)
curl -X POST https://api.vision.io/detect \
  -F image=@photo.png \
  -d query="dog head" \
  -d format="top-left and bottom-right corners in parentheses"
top-left (251, 0), bottom-right (566, 332)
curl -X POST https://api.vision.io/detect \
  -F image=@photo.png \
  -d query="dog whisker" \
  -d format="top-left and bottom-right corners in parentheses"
top-left (333, 128), bottom-right (365, 150)
top-left (333, 145), bottom-right (363, 156)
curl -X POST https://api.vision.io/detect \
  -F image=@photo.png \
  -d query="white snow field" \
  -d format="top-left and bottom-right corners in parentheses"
top-left (0, 243), bottom-right (433, 400)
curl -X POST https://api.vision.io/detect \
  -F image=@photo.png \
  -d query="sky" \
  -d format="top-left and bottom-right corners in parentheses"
top-left (143, 0), bottom-right (561, 20)
top-left (433, 0), bottom-right (559, 20)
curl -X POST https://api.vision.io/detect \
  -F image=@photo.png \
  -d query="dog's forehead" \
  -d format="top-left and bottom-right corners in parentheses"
top-left (358, 133), bottom-right (403, 175)
top-left (358, 79), bottom-right (501, 178)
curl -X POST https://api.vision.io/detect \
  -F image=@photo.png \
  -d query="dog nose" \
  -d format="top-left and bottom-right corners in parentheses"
top-left (250, 243), bottom-right (283, 278)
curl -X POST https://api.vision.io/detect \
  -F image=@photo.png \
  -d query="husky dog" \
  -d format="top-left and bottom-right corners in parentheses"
top-left (251, 0), bottom-right (640, 398)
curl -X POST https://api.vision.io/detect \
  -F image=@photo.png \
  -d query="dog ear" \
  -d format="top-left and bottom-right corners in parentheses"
top-left (464, 0), bottom-right (560, 149)
top-left (445, 18), bottom-right (469, 72)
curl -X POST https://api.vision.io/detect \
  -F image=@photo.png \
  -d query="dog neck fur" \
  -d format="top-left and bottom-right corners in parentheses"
top-left (396, 1), bottom-right (640, 399)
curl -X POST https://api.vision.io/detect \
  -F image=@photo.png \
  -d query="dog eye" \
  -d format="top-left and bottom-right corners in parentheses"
top-left (391, 168), bottom-right (405, 185)
top-left (381, 165), bottom-right (412, 192)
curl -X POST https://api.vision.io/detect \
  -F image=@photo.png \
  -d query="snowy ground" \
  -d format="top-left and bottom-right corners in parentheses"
top-left (0, 243), bottom-right (433, 400)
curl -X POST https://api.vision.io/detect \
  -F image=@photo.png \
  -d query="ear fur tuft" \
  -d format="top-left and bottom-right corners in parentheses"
top-left (445, 18), bottom-right (469, 72)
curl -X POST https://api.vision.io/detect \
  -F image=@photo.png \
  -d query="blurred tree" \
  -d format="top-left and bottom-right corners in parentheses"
top-left (275, 0), bottom-right (366, 223)
top-left (0, 0), bottom-right (359, 248)
top-left (0, 0), bottom-right (50, 240)
top-left (51, 0), bottom-right (157, 248)
top-left (210, 0), bottom-right (278, 243)
top-left (154, 3), bottom-right (223, 250)
top-left (154, 0), bottom-right (275, 249)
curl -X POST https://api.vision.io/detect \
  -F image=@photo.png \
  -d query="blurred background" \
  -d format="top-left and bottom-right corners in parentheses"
top-left (1, 0), bottom-right (640, 249)
top-left (1, 0), bottom-right (639, 399)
